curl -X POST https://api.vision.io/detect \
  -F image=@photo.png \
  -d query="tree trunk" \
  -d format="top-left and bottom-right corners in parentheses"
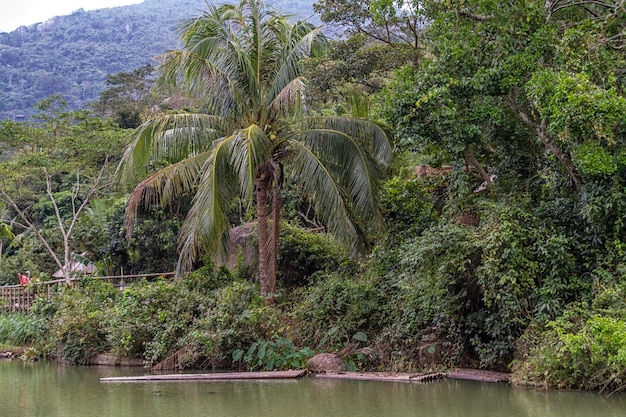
top-left (256, 160), bottom-right (282, 298)
top-left (267, 177), bottom-right (282, 295)
top-left (63, 240), bottom-right (71, 284)
top-left (508, 98), bottom-right (583, 188)
top-left (256, 169), bottom-right (273, 297)
top-left (464, 150), bottom-right (493, 186)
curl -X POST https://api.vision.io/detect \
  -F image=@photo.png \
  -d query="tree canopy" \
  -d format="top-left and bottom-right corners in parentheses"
top-left (378, 0), bottom-right (626, 192)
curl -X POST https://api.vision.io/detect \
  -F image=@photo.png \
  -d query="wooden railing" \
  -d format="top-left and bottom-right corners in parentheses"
top-left (0, 272), bottom-right (175, 313)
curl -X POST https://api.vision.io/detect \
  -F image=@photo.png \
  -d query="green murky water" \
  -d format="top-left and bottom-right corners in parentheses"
top-left (2, 360), bottom-right (625, 417)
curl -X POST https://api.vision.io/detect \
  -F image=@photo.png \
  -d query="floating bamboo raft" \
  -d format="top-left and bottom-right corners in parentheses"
top-left (100, 369), bottom-right (510, 384)
top-left (315, 370), bottom-right (510, 383)
top-left (313, 372), bottom-right (446, 383)
top-left (100, 369), bottom-right (306, 383)
top-left (446, 369), bottom-right (510, 383)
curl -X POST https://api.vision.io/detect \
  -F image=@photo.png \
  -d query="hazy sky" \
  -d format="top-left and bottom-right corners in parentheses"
top-left (0, 0), bottom-right (144, 33)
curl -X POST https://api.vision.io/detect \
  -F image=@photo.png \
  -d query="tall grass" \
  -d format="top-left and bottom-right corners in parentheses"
top-left (0, 314), bottom-right (36, 346)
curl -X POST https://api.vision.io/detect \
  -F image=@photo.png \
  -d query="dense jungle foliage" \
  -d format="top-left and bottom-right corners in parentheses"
top-left (1, 0), bottom-right (626, 394)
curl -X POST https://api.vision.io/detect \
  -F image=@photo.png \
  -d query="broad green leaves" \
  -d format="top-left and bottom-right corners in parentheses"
top-left (379, 0), bottom-right (626, 191)
top-left (527, 70), bottom-right (626, 146)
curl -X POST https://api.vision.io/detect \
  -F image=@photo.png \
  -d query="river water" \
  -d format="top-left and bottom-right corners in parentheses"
top-left (2, 360), bottom-right (625, 417)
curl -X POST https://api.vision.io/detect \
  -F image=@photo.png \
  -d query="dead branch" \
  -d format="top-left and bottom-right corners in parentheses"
top-left (0, 158), bottom-right (110, 283)
top-left (507, 97), bottom-right (582, 187)
top-left (458, 11), bottom-right (493, 21)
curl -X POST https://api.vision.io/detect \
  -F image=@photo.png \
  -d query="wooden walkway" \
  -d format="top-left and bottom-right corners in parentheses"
top-left (1, 273), bottom-right (175, 313)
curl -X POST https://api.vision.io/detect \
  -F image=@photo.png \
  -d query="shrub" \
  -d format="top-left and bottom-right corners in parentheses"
top-left (182, 281), bottom-right (280, 368)
top-left (105, 279), bottom-right (201, 364)
top-left (28, 295), bottom-right (61, 356)
top-left (514, 275), bottom-right (626, 392)
top-left (232, 338), bottom-right (314, 371)
top-left (277, 222), bottom-right (351, 288)
top-left (44, 287), bottom-right (109, 364)
top-left (513, 306), bottom-right (626, 393)
top-left (0, 313), bottom-right (37, 346)
top-left (369, 222), bottom-right (478, 370)
top-left (294, 273), bottom-right (382, 351)
top-left (378, 172), bottom-right (438, 242)
top-left (184, 262), bottom-right (235, 293)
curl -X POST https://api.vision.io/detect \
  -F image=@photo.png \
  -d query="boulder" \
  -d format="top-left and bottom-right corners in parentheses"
top-left (87, 354), bottom-right (144, 366)
top-left (306, 353), bottom-right (345, 373)
top-left (225, 223), bottom-right (258, 270)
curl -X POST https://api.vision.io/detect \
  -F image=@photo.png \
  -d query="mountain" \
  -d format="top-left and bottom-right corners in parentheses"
top-left (0, 0), bottom-right (317, 120)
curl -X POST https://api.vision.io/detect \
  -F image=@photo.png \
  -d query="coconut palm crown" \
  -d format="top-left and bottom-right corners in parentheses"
top-left (117, 0), bottom-right (392, 296)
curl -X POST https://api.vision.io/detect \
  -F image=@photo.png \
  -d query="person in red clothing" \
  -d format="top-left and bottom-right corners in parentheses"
top-left (18, 272), bottom-right (30, 285)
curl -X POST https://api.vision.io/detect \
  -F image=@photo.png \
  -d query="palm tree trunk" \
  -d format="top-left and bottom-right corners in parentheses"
top-left (268, 179), bottom-right (282, 294)
top-left (256, 171), bottom-right (272, 297)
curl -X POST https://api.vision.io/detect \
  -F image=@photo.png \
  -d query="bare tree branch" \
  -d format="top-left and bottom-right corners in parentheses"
top-left (0, 157), bottom-right (110, 283)
top-left (507, 97), bottom-right (583, 187)
top-left (0, 188), bottom-right (65, 273)
top-left (547, 0), bottom-right (624, 19)
top-left (458, 11), bottom-right (493, 21)
top-left (464, 151), bottom-right (493, 186)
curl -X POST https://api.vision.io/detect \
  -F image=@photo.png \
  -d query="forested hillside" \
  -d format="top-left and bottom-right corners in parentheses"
top-left (0, 0), bottom-right (315, 120)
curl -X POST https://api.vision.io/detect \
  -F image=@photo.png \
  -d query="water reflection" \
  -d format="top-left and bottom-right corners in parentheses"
top-left (1, 361), bottom-right (625, 417)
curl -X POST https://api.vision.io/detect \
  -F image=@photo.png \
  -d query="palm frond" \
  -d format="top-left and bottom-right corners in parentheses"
top-left (302, 116), bottom-right (393, 166)
top-left (163, 3), bottom-right (262, 120)
top-left (346, 88), bottom-right (371, 119)
top-left (124, 150), bottom-right (212, 238)
top-left (177, 134), bottom-right (239, 272)
top-left (268, 77), bottom-right (305, 121)
top-left (287, 140), bottom-right (360, 251)
top-left (229, 125), bottom-right (273, 204)
top-left (117, 113), bottom-right (227, 185)
top-left (265, 25), bottom-right (324, 109)
top-left (290, 116), bottom-right (392, 235)
top-left (298, 127), bottom-right (383, 222)
top-left (159, 49), bottom-right (241, 119)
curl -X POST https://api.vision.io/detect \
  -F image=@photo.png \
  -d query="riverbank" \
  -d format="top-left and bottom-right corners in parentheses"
top-left (2, 346), bottom-right (511, 385)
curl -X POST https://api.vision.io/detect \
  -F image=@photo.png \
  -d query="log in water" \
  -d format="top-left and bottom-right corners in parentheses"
top-left (100, 369), bottom-right (306, 382)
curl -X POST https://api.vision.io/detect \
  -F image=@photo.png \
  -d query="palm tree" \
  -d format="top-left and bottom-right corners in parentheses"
top-left (118, 0), bottom-right (392, 296)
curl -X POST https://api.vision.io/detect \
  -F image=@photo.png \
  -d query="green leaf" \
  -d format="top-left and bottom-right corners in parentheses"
top-left (299, 347), bottom-right (315, 357)
top-left (352, 331), bottom-right (368, 342)
top-left (257, 341), bottom-right (267, 360)
top-left (232, 349), bottom-right (244, 361)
